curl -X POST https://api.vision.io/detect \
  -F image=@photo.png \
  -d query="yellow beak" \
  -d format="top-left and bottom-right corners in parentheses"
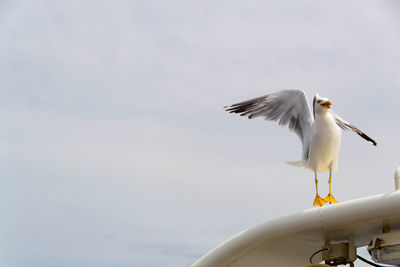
top-left (320, 100), bottom-right (332, 109)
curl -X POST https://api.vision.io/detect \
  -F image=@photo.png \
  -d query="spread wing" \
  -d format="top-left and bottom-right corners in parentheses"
top-left (333, 112), bottom-right (377, 146)
top-left (224, 89), bottom-right (314, 144)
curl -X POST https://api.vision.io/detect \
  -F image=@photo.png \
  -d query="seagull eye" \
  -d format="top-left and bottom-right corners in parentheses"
top-left (317, 100), bottom-right (322, 103)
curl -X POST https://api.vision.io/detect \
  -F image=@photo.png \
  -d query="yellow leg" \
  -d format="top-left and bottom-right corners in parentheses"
top-left (313, 173), bottom-right (325, 207)
top-left (324, 171), bottom-right (338, 204)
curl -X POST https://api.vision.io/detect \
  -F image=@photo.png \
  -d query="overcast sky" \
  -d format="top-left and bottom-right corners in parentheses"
top-left (1, 1), bottom-right (400, 266)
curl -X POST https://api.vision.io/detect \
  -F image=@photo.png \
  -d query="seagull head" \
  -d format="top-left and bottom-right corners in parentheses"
top-left (319, 99), bottom-right (332, 109)
top-left (314, 94), bottom-right (332, 115)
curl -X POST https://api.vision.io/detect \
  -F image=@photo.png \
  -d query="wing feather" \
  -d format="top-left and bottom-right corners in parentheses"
top-left (225, 89), bottom-right (314, 144)
top-left (333, 112), bottom-right (377, 146)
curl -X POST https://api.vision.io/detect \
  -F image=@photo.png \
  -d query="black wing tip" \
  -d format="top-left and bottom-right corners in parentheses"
top-left (361, 133), bottom-right (377, 146)
top-left (364, 136), bottom-right (377, 147)
top-left (224, 105), bottom-right (234, 112)
top-left (224, 104), bottom-right (253, 120)
top-left (364, 136), bottom-right (377, 146)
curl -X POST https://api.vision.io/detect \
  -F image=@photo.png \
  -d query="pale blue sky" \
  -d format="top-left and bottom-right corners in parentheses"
top-left (0, 1), bottom-right (399, 266)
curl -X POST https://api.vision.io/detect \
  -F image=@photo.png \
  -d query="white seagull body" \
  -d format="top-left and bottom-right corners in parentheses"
top-left (308, 109), bottom-right (341, 173)
top-left (288, 101), bottom-right (342, 173)
top-left (225, 89), bottom-right (376, 206)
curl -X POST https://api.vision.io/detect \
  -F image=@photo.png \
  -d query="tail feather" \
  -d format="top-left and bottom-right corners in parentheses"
top-left (286, 160), bottom-right (308, 168)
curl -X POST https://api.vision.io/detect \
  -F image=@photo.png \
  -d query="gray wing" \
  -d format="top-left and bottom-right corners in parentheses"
top-left (224, 89), bottom-right (314, 143)
top-left (333, 112), bottom-right (377, 146)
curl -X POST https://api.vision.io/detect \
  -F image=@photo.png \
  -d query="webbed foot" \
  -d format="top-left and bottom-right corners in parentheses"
top-left (323, 193), bottom-right (338, 204)
top-left (313, 194), bottom-right (326, 207)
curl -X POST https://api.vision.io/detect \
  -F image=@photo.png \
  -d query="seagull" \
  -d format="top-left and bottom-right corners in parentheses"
top-left (224, 89), bottom-right (377, 206)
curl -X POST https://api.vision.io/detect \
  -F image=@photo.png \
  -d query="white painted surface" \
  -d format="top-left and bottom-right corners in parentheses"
top-left (395, 167), bottom-right (400, 191)
top-left (192, 191), bottom-right (400, 267)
